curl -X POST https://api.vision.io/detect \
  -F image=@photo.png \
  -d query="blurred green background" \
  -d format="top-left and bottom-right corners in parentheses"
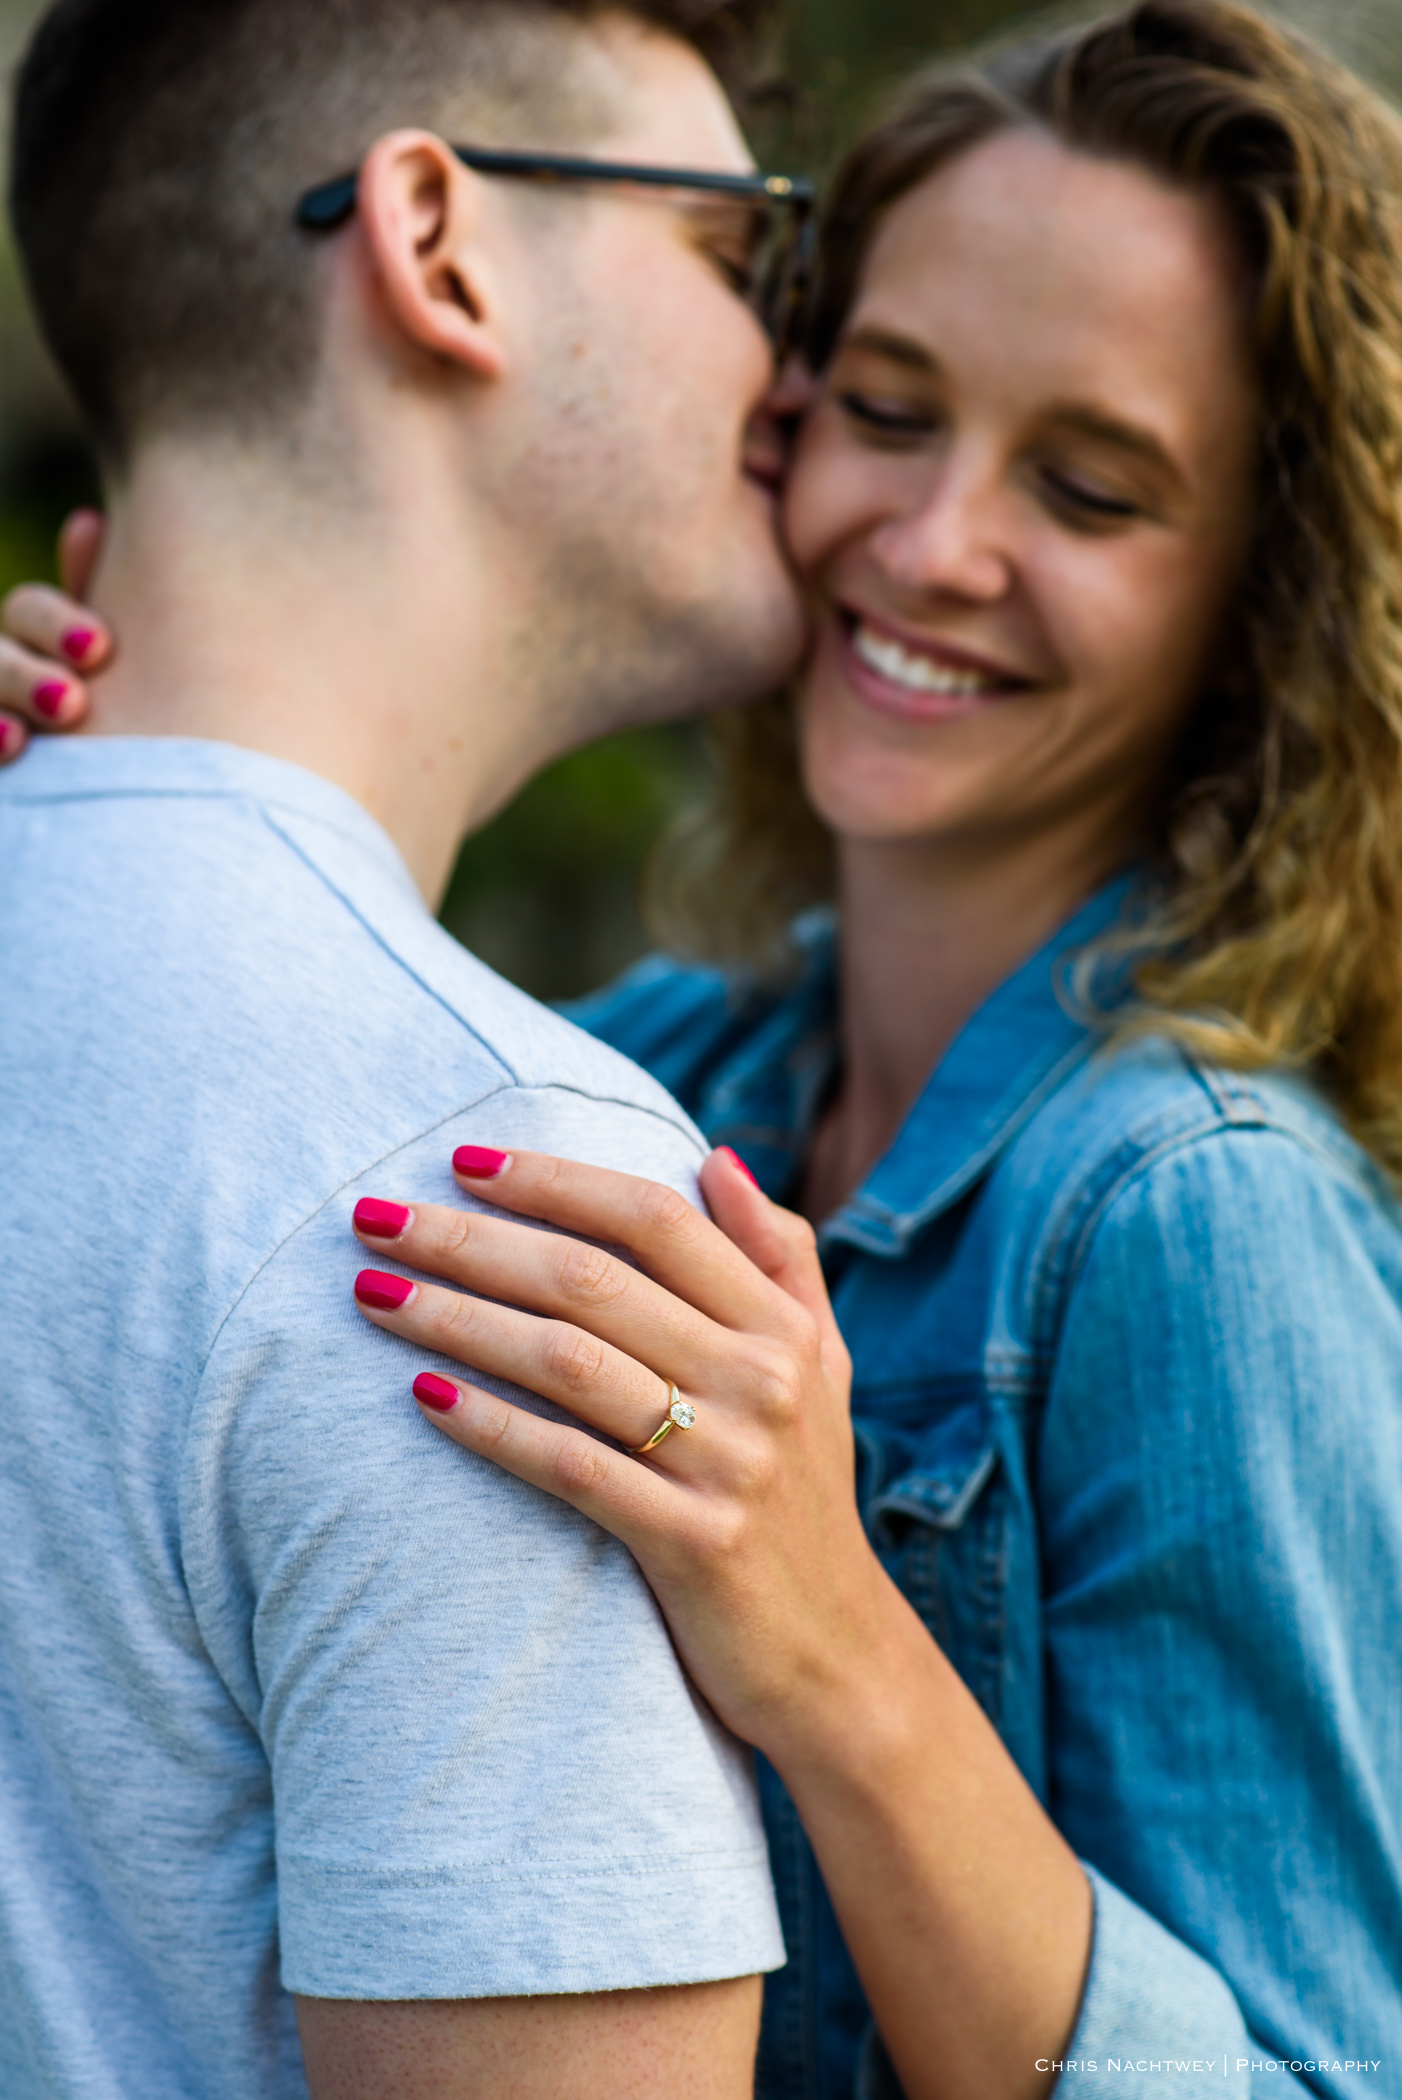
top-left (2, 0), bottom-right (1400, 997)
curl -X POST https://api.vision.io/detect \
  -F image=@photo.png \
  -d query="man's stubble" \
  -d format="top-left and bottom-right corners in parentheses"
top-left (488, 252), bottom-right (807, 780)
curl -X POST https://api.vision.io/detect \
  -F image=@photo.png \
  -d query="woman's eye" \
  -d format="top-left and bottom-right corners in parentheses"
top-left (1040, 467), bottom-right (1141, 522)
top-left (837, 391), bottom-right (937, 440)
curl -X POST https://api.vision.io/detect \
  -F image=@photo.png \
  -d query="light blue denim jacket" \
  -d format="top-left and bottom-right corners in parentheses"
top-left (565, 879), bottom-right (1402, 2100)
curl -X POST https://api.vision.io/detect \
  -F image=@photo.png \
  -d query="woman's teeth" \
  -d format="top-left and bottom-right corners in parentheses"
top-left (853, 622), bottom-right (1002, 696)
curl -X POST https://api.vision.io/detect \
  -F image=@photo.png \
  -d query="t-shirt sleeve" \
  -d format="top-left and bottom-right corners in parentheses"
top-left (181, 1086), bottom-right (784, 2000)
top-left (1037, 1126), bottom-right (1402, 2095)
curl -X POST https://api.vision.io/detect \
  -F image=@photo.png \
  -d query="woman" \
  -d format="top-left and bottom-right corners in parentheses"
top-left (5, 4), bottom-right (1400, 2094)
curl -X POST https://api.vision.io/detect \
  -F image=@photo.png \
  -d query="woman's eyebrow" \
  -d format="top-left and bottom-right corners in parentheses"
top-left (838, 325), bottom-right (941, 374)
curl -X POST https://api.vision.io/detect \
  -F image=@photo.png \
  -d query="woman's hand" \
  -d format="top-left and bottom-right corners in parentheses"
top-left (350, 1143), bottom-right (1093, 2100)
top-left (350, 1142), bottom-right (910, 1763)
top-left (0, 509), bottom-right (110, 762)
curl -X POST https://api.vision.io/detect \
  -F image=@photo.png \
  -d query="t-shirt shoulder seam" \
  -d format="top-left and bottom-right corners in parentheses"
top-left (194, 1080), bottom-right (705, 1385)
top-left (256, 804), bottom-right (525, 1083)
top-left (194, 1083), bottom-right (516, 1382)
top-left (259, 808), bottom-right (720, 1136)
top-left (500, 1081), bottom-right (707, 1150)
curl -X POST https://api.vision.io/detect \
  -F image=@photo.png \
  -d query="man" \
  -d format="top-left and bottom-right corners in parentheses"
top-left (0, 1), bottom-right (808, 2093)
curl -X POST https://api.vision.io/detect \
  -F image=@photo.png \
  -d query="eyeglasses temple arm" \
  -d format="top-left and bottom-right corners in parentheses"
top-left (297, 152), bottom-right (813, 229)
top-left (296, 174), bottom-right (359, 230)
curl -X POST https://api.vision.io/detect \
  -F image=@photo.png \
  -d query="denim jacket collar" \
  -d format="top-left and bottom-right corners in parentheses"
top-left (699, 876), bottom-right (1137, 1259)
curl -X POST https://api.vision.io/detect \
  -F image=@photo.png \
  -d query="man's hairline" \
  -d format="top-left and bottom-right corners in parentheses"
top-left (432, 5), bottom-right (739, 160)
top-left (97, 2), bottom-right (741, 473)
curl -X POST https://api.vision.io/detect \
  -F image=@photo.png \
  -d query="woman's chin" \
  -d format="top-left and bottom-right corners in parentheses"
top-left (798, 699), bottom-right (1015, 847)
top-left (800, 752), bottom-right (974, 847)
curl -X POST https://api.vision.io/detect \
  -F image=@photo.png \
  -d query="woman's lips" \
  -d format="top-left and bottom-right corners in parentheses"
top-left (838, 611), bottom-right (1034, 720)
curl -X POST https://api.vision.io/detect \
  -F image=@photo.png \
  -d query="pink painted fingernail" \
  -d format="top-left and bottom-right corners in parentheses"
top-left (0, 721), bottom-right (13, 755)
top-left (354, 1198), bottom-right (413, 1240)
top-left (414, 1373), bottom-right (460, 1413)
top-left (720, 1146), bottom-right (760, 1188)
top-left (354, 1270), bottom-right (416, 1311)
top-left (62, 626), bottom-right (98, 663)
top-left (453, 1146), bottom-right (511, 1179)
top-left (34, 680), bottom-right (69, 721)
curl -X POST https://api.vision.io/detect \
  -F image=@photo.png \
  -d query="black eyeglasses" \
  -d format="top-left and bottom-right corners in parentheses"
top-left (297, 146), bottom-right (817, 360)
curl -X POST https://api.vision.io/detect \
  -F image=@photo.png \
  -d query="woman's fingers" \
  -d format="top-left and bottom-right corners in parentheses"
top-left (0, 573), bottom-right (112, 740)
top-left (699, 1148), bottom-right (848, 1348)
top-left (402, 1369), bottom-right (682, 1550)
top-left (447, 1145), bottom-right (800, 1336)
top-left (352, 1195), bottom-right (726, 1383)
top-left (351, 1250), bottom-right (712, 1460)
top-left (0, 630), bottom-right (90, 732)
top-left (58, 508), bottom-right (106, 601)
top-left (2, 580), bottom-right (111, 674)
top-left (0, 520), bottom-right (113, 757)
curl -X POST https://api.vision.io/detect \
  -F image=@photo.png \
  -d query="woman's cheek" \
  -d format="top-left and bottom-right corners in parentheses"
top-left (781, 410), bottom-right (887, 579)
top-left (794, 663), bottom-right (888, 834)
top-left (780, 456), bottom-right (837, 580)
top-left (1050, 540), bottom-right (1220, 764)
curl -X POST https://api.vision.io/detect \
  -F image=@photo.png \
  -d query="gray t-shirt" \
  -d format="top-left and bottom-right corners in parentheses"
top-left (0, 739), bottom-right (782, 2100)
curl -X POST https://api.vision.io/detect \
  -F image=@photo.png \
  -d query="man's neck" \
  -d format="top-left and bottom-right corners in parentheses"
top-left (79, 440), bottom-right (532, 905)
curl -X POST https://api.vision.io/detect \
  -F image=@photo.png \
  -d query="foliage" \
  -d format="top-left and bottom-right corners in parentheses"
top-left (439, 727), bottom-right (702, 1002)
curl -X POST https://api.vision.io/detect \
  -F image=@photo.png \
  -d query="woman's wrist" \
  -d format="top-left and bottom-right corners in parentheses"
top-left (757, 1564), bottom-right (1091, 2100)
top-left (749, 1554), bottom-right (954, 1786)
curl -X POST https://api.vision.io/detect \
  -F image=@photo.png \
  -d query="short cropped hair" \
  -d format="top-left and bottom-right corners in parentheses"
top-left (9, 0), bottom-right (775, 466)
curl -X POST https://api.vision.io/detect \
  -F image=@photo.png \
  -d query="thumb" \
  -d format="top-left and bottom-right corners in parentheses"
top-left (58, 508), bottom-right (107, 604)
top-left (699, 1146), bottom-right (843, 1343)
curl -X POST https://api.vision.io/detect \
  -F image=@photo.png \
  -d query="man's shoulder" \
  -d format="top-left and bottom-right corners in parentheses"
top-left (0, 737), bottom-right (699, 1144)
top-left (0, 741), bottom-right (703, 1347)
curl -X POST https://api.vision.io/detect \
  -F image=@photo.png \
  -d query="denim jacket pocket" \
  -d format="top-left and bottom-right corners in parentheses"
top-left (861, 1394), bottom-right (997, 1536)
top-left (857, 1394), bottom-right (1006, 1725)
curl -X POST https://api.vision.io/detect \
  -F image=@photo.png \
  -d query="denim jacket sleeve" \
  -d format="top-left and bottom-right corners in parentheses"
top-left (1035, 1117), bottom-right (1402, 2098)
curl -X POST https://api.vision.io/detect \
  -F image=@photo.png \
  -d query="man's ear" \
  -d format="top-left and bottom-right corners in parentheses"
top-left (356, 130), bottom-right (508, 380)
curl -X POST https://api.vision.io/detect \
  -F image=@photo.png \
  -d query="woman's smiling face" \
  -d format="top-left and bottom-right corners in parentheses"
top-left (784, 126), bottom-right (1259, 863)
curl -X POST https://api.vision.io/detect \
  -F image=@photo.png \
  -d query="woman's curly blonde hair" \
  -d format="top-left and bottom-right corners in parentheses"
top-left (649, 0), bottom-right (1402, 1176)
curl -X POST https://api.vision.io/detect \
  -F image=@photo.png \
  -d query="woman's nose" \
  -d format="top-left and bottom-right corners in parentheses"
top-left (868, 464), bottom-right (1012, 604)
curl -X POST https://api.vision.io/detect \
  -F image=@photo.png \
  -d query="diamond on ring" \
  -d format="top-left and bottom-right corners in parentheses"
top-left (629, 1381), bottom-right (696, 1455)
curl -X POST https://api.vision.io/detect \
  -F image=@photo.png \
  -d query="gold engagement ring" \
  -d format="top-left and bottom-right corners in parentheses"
top-left (629, 1382), bottom-right (697, 1456)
